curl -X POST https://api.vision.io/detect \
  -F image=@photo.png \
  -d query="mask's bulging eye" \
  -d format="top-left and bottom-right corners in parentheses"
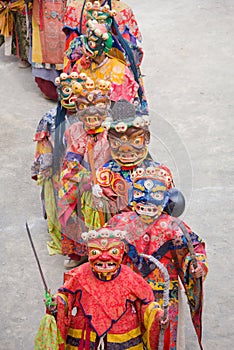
top-left (121, 135), bottom-right (128, 143)
top-left (78, 103), bottom-right (88, 110)
top-left (133, 190), bottom-right (143, 199)
top-left (151, 191), bottom-right (164, 200)
top-left (133, 136), bottom-right (144, 146)
top-left (62, 87), bottom-right (72, 95)
top-left (89, 41), bottom-right (97, 49)
top-left (110, 248), bottom-right (119, 255)
top-left (90, 249), bottom-right (100, 256)
top-left (95, 102), bottom-right (105, 108)
top-left (110, 138), bottom-right (121, 148)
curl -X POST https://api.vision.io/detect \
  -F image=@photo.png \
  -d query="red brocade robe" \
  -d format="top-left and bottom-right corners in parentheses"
top-left (107, 212), bottom-right (208, 350)
top-left (55, 263), bottom-right (164, 349)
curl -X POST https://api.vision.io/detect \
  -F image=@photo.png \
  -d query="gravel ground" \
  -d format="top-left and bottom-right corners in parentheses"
top-left (0, 0), bottom-right (233, 348)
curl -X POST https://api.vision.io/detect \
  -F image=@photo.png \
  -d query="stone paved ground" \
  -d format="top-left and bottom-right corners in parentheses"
top-left (0, 0), bottom-right (233, 348)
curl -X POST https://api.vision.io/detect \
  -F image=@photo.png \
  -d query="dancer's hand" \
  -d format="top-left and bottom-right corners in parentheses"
top-left (191, 263), bottom-right (204, 278)
top-left (92, 184), bottom-right (103, 198)
top-left (160, 315), bottom-right (169, 330)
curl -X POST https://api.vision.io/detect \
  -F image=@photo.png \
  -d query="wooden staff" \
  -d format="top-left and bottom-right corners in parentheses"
top-left (26, 222), bottom-right (56, 313)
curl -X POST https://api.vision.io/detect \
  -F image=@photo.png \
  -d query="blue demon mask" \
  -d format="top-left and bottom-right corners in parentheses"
top-left (130, 178), bottom-right (170, 224)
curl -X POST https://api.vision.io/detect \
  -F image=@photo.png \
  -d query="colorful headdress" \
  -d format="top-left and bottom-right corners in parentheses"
top-left (81, 19), bottom-right (113, 58)
top-left (55, 72), bottom-right (87, 113)
top-left (130, 164), bottom-right (173, 190)
top-left (82, 228), bottom-right (126, 242)
top-left (83, 227), bottom-right (126, 278)
top-left (130, 164), bottom-right (185, 218)
top-left (74, 78), bottom-right (111, 112)
top-left (102, 99), bottom-right (150, 132)
top-left (85, 1), bottom-right (116, 29)
top-left (55, 72), bottom-right (111, 113)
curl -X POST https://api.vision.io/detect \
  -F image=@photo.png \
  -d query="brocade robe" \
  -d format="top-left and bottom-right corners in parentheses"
top-left (55, 263), bottom-right (164, 350)
top-left (108, 212), bottom-right (208, 350)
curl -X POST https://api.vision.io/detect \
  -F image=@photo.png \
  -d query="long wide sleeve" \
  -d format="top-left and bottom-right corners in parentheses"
top-left (140, 301), bottom-right (164, 350)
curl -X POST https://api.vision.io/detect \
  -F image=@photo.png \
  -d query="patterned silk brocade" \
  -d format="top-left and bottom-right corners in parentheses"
top-left (32, 0), bottom-right (66, 67)
top-left (54, 264), bottom-right (163, 349)
top-left (64, 0), bottom-right (142, 42)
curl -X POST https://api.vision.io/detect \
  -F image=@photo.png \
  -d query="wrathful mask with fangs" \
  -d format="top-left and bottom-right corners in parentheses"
top-left (80, 20), bottom-right (113, 58)
top-left (55, 72), bottom-right (87, 113)
top-left (108, 127), bottom-right (150, 167)
top-left (76, 93), bottom-right (111, 131)
top-left (88, 237), bottom-right (125, 279)
top-left (130, 179), bottom-right (170, 223)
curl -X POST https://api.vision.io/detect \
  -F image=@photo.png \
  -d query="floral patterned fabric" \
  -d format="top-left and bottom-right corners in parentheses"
top-left (39, 176), bottom-right (62, 255)
top-left (34, 314), bottom-right (64, 349)
top-left (108, 212), bottom-right (208, 350)
top-left (64, 0), bottom-right (142, 42)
